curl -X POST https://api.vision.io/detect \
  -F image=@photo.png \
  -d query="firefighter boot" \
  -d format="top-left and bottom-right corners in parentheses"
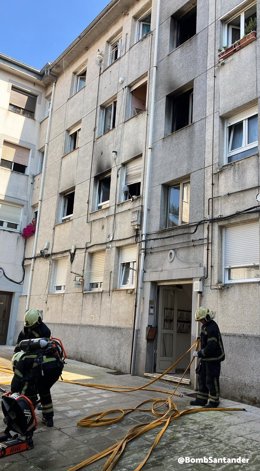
top-left (42, 414), bottom-right (54, 427)
top-left (190, 398), bottom-right (207, 406)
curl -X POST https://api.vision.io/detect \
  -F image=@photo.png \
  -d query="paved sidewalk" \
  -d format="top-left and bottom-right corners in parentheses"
top-left (0, 345), bottom-right (260, 471)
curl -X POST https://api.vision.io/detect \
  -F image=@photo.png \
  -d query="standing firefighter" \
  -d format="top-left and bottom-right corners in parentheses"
top-left (191, 307), bottom-right (225, 408)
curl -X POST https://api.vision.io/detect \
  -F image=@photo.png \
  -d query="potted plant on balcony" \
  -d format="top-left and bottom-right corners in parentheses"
top-left (218, 17), bottom-right (257, 61)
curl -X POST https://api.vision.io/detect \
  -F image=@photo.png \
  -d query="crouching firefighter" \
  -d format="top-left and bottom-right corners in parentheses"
top-left (191, 307), bottom-right (225, 408)
top-left (11, 338), bottom-right (65, 427)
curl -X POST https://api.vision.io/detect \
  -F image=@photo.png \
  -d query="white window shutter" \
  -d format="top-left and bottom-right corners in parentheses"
top-left (125, 157), bottom-right (142, 186)
top-left (120, 245), bottom-right (137, 263)
top-left (225, 222), bottom-right (259, 267)
top-left (55, 258), bottom-right (67, 287)
top-left (90, 251), bottom-right (105, 283)
top-left (0, 202), bottom-right (21, 224)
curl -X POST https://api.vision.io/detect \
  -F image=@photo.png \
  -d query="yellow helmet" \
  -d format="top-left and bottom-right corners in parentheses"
top-left (195, 306), bottom-right (215, 321)
top-left (24, 308), bottom-right (41, 327)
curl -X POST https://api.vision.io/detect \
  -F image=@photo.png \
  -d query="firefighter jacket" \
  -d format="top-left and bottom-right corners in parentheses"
top-left (197, 319), bottom-right (225, 362)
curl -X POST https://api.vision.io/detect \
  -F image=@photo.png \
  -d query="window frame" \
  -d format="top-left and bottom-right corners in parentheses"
top-left (108, 34), bottom-right (122, 66)
top-left (170, 4), bottom-right (197, 49)
top-left (9, 86), bottom-right (37, 119)
top-left (118, 246), bottom-right (137, 289)
top-left (222, 2), bottom-right (257, 48)
top-left (225, 106), bottom-right (258, 164)
top-left (126, 78), bottom-right (147, 119)
top-left (1, 141), bottom-right (30, 175)
top-left (86, 250), bottom-right (106, 292)
top-left (99, 100), bottom-right (117, 136)
top-left (165, 180), bottom-right (190, 228)
top-left (223, 221), bottom-right (260, 284)
top-left (75, 70), bottom-right (87, 93)
top-left (61, 189), bottom-right (75, 222)
top-left (166, 87), bottom-right (193, 134)
top-left (65, 125), bottom-right (81, 154)
top-left (120, 156), bottom-right (142, 202)
top-left (0, 201), bottom-right (22, 232)
top-left (95, 172), bottom-right (111, 210)
top-left (51, 257), bottom-right (67, 294)
top-left (136, 11), bottom-right (151, 41)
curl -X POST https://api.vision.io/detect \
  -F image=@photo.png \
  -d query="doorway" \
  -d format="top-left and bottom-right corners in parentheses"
top-left (0, 291), bottom-right (12, 344)
top-left (156, 284), bottom-right (192, 374)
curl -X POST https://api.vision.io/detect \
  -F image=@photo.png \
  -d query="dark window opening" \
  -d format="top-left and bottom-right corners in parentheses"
top-left (97, 174), bottom-right (111, 208)
top-left (171, 6), bottom-right (197, 49)
top-left (124, 182), bottom-right (141, 200)
top-left (167, 88), bottom-right (193, 133)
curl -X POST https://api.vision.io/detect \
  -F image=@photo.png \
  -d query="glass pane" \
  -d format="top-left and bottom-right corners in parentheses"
top-left (167, 185), bottom-right (180, 226)
top-left (163, 308), bottom-right (174, 329)
top-left (229, 122), bottom-right (243, 150)
top-left (104, 105), bottom-right (112, 133)
top-left (181, 182), bottom-right (190, 224)
top-left (161, 333), bottom-right (173, 357)
top-left (248, 115), bottom-right (258, 144)
top-left (229, 266), bottom-right (260, 280)
top-left (121, 263), bottom-right (130, 285)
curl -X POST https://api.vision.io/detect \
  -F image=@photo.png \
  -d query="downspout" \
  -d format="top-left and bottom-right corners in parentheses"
top-left (130, 0), bottom-right (160, 375)
top-left (26, 80), bottom-right (56, 310)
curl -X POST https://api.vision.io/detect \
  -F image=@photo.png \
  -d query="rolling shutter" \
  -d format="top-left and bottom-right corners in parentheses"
top-left (0, 201), bottom-right (21, 224)
top-left (2, 141), bottom-right (30, 166)
top-left (10, 87), bottom-right (37, 113)
top-left (120, 245), bottom-right (137, 263)
top-left (90, 251), bottom-right (105, 283)
top-left (54, 258), bottom-right (67, 291)
top-left (125, 157), bottom-right (142, 186)
top-left (225, 221), bottom-right (259, 267)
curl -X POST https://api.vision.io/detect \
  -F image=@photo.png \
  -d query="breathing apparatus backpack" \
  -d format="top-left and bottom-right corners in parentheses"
top-left (18, 337), bottom-right (66, 370)
top-left (1, 392), bottom-right (37, 437)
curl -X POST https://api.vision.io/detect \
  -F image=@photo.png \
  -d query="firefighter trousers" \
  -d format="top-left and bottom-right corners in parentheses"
top-left (196, 361), bottom-right (221, 405)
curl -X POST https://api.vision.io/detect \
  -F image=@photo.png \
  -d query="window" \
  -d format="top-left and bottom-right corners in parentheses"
top-left (223, 4), bottom-right (256, 47)
top-left (121, 156), bottom-right (142, 201)
top-left (75, 70), bottom-right (86, 93)
top-left (95, 173), bottom-right (111, 210)
top-left (65, 125), bottom-right (81, 153)
top-left (166, 181), bottom-right (190, 227)
top-left (171, 4), bottom-right (197, 49)
top-left (87, 251), bottom-right (105, 291)
top-left (52, 258), bottom-right (67, 293)
top-left (223, 221), bottom-right (260, 283)
top-left (0, 201), bottom-right (21, 231)
top-left (99, 100), bottom-right (117, 135)
top-left (137, 12), bottom-right (151, 40)
top-left (0, 141), bottom-right (30, 174)
top-left (127, 79), bottom-right (147, 119)
top-left (226, 107), bottom-right (258, 163)
top-left (108, 34), bottom-right (121, 65)
top-left (119, 246), bottom-right (137, 288)
top-left (9, 86), bottom-right (37, 119)
top-left (166, 87), bottom-right (193, 133)
top-left (61, 190), bottom-right (75, 221)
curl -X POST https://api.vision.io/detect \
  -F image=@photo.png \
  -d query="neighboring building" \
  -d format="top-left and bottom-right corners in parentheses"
top-left (140, 0), bottom-right (260, 405)
top-left (0, 54), bottom-right (46, 345)
top-left (2, 0), bottom-right (259, 405)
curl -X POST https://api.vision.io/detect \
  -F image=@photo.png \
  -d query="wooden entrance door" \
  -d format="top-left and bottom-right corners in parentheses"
top-left (0, 292), bottom-right (12, 344)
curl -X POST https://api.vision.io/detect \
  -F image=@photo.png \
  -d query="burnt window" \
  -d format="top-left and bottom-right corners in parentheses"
top-left (171, 4), bottom-right (197, 49)
top-left (166, 87), bottom-right (193, 134)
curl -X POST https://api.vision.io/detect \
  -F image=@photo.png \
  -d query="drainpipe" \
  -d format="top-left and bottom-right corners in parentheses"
top-left (130, 0), bottom-right (160, 375)
top-left (26, 81), bottom-right (56, 310)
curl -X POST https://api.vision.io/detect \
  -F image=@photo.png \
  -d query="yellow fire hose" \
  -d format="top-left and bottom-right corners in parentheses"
top-left (0, 339), bottom-right (245, 471)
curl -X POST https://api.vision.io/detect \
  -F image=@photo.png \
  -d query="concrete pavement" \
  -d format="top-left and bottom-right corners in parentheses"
top-left (0, 345), bottom-right (260, 471)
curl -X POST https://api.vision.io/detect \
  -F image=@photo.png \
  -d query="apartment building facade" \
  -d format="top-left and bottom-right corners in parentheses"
top-left (15, 0), bottom-right (155, 373)
top-left (140, 0), bottom-right (260, 405)
top-left (0, 54), bottom-right (46, 345)
top-left (1, 0), bottom-right (259, 404)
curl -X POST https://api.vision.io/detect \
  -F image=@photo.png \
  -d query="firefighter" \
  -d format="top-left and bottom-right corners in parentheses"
top-left (14, 309), bottom-right (51, 351)
top-left (11, 339), bottom-right (64, 427)
top-left (190, 307), bottom-right (225, 408)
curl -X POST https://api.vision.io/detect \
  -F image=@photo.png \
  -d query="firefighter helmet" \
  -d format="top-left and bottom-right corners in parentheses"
top-left (24, 308), bottom-right (42, 327)
top-left (195, 306), bottom-right (215, 321)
